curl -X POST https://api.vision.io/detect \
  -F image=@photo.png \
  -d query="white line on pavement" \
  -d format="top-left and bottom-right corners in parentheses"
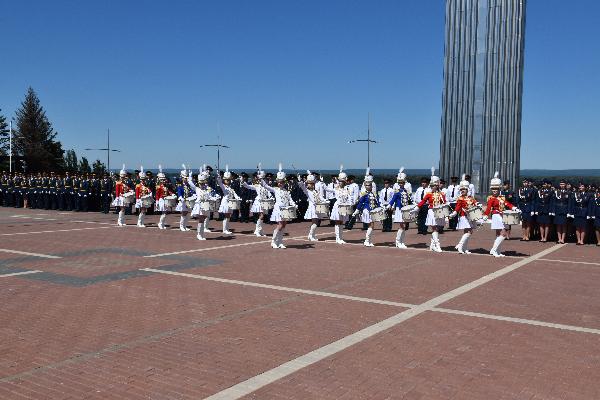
top-left (0, 249), bottom-right (61, 259)
top-left (0, 226), bottom-right (111, 236)
top-left (0, 270), bottom-right (43, 278)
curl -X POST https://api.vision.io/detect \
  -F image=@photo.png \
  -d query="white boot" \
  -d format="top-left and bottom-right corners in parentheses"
top-left (490, 236), bottom-right (506, 257)
top-left (271, 228), bottom-right (280, 249)
top-left (395, 229), bottom-right (403, 248)
top-left (204, 215), bottom-right (212, 232)
top-left (179, 215), bottom-right (186, 231)
top-left (364, 227), bottom-right (374, 247)
top-left (463, 234), bottom-right (472, 254)
top-left (254, 219), bottom-right (264, 237)
top-left (117, 210), bottom-right (125, 226)
top-left (336, 225), bottom-right (346, 244)
top-left (158, 213), bottom-right (166, 229)
top-left (278, 229), bottom-right (286, 249)
top-left (138, 212), bottom-right (146, 228)
top-left (308, 223), bottom-right (318, 241)
top-left (223, 218), bottom-right (232, 234)
top-left (184, 215), bottom-right (191, 231)
top-left (197, 222), bottom-right (206, 240)
top-left (399, 229), bottom-right (408, 248)
top-left (431, 231), bottom-right (442, 252)
top-left (455, 233), bottom-right (470, 254)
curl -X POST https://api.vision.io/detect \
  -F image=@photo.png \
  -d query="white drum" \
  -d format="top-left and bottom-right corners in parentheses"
top-left (502, 210), bottom-right (522, 225)
top-left (200, 200), bottom-right (217, 212)
top-left (122, 191), bottom-right (135, 204)
top-left (280, 206), bottom-right (297, 221)
top-left (228, 198), bottom-right (241, 210)
top-left (164, 195), bottom-right (177, 208)
top-left (260, 198), bottom-right (275, 212)
top-left (185, 195), bottom-right (197, 209)
top-left (465, 205), bottom-right (484, 222)
top-left (432, 204), bottom-right (450, 219)
top-left (401, 205), bottom-right (418, 222)
top-left (337, 204), bottom-right (353, 216)
top-left (315, 202), bottom-right (330, 215)
top-left (370, 207), bottom-right (386, 222)
top-left (140, 194), bottom-right (154, 208)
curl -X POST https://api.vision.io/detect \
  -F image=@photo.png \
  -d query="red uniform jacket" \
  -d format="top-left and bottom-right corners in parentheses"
top-left (135, 183), bottom-right (150, 199)
top-left (417, 192), bottom-right (446, 209)
top-left (454, 195), bottom-right (478, 216)
top-left (155, 184), bottom-right (170, 200)
top-left (484, 195), bottom-right (514, 216)
top-left (114, 181), bottom-right (127, 197)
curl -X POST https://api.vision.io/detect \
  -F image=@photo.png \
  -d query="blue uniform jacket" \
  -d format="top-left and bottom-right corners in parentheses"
top-left (534, 188), bottom-right (553, 214)
top-left (517, 187), bottom-right (535, 213)
top-left (551, 189), bottom-right (570, 216)
top-left (355, 192), bottom-right (380, 212)
top-left (568, 192), bottom-right (591, 218)
top-left (388, 189), bottom-right (412, 209)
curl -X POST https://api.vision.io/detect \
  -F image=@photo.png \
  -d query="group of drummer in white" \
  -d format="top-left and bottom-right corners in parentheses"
top-left (111, 163), bottom-right (522, 257)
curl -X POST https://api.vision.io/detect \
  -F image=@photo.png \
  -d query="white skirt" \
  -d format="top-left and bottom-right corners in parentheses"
top-left (218, 197), bottom-right (232, 214)
top-left (491, 213), bottom-right (505, 230)
top-left (134, 199), bottom-right (143, 209)
top-left (393, 208), bottom-right (404, 223)
top-left (250, 199), bottom-right (262, 214)
top-left (304, 203), bottom-right (328, 220)
top-left (191, 202), bottom-right (209, 218)
top-left (360, 209), bottom-right (372, 224)
top-left (270, 207), bottom-right (283, 222)
top-left (155, 198), bottom-right (169, 212)
top-left (457, 216), bottom-right (474, 230)
top-left (425, 209), bottom-right (445, 227)
top-left (175, 200), bottom-right (189, 212)
top-left (111, 196), bottom-right (126, 207)
top-left (329, 203), bottom-right (349, 223)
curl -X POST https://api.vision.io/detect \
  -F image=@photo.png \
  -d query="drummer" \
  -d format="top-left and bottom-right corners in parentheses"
top-left (154, 165), bottom-right (172, 230)
top-left (415, 168), bottom-right (447, 252)
top-left (190, 166), bottom-right (221, 240)
top-left (324, 165), bottom-right (354, 244)
top-left (111, 165), bottom-right (130, 227)
top-left (388, 168), bottom-right (412, 249)
top-left (449, 175), bottom-right (480, 254)
top-left (352, 170), bottom-right (381, 247)
top-left (297, 170), bottom-right (329, 241)
top-left (483, 172), bottom-right (519, 257)
top-left (216, 165), bottom-right (241, 235)
top-left (134, 167), bottom-right (153, 228)
top-left (241, 164), bottom-right (273, 237)
top-left (261, 163), bottom-right (297, 249)
top-left (175, 165), bottom-right (193, 232)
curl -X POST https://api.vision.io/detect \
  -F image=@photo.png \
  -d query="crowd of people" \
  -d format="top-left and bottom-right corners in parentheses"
top-left (1, 165), bottom-right (599, 254)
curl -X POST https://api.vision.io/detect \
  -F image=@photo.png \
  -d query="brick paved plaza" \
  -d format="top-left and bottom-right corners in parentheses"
top-left (1, 208), bottom-right (599, 399)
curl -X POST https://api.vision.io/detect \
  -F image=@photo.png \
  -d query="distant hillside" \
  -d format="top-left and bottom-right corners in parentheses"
top-left (520, 169), bottom-right (600, 177)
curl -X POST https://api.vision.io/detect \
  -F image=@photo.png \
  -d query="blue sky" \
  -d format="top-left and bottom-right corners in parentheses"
top-left (1, 0), bottom-right (598, 171)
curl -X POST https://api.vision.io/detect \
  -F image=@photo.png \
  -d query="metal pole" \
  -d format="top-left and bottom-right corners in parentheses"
top-left (217, 147), bottom-right (220, 172)
top-left (9, 120), bottom-right (12, 173)
top-left (367, 114), bottom-right (371, 168)
top-left (107, 128), bottom-right (110, 172)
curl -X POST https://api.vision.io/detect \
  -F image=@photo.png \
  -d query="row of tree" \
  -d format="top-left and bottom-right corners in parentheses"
top-left (0, 87), bottom-right (106, 174)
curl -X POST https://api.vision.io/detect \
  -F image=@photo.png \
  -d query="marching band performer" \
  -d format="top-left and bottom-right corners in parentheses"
top-left (483, 172), bottom-right (519, 257)
top-left (111, 165), bottom-right (130, 226)
top-left (449, 175), bottom-right (480, 254)
top-left (352, 169), bottom-right (380, 247)
top-left (175, 164), bottom-right (193, 232)
top-left (568, 182), bottom-right (592, 245)
top-left (190, 166), bottom-right (221, 240)
top-left (551, 179), bottom-right (570, 244)
top-left (134, 167), bottom-right (153, 228)
top-left (325, 165), bottom-right (353, 244)
top-left (216, 165), bottom-right (241, 235)
top-left (241, 163), bottom-right (272, 237)
top-left (261, 163), bottom-right (298, 249)
top-left (154, 165), bottom-right (172, 229)
top-left (415, 168), bottom-right (447, 252)
top-left (388, 167), bottom-right (412, 248)
top-left (297, 170), bottom-right (329, 241)
top-left (393, 167), bottom-right (413, 194)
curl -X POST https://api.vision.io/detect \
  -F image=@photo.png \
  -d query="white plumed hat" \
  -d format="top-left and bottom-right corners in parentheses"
top-left (157, 164), bottom-right (165, 179)
top-left (119, 164), bottom-right (127, 177)
top-left (138, 166), bottom-right (145, 179)
top-left (429, 167), bottom-right (440, 187)
top-left (223, 164), bottom-right (232, 180)
top-left (364, 167), bottom-right (373, 183)
top-left (306, 170), bottom-right (316, 183)
top-left (459, 173), bottom-right (469, 190)
top-left (180, 164), bottom-right (188, 178)
top-left (276, 163), bottom-right (286, 181)
top-left (257, 162), bottom-right (266, 179)
top-left (198, 164), bottom-right (209, 183)
top-left (337, 164), bottom-right (347, 181)
top-left (490, 171), bottom-right (502, 189)
top-left (397, 167), bottom-right (406, 182)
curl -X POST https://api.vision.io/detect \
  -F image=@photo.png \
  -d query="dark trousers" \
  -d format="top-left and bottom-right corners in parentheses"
top-left (382, 211), bottom-right (393, 232)
top-left (417, 207), bottom-right (428, 234)
top-left (79, 194), bottom-right (88, 212)
top-left (100, 194), bottom-right (111, 214)
top-left (448, 203), bottom-right (458, 230)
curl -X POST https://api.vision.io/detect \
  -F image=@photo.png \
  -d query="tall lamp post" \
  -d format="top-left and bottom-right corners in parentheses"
top-left (200, 138), bottom-right (230, 172)
top-left (9, 119), bottom-right (13, 173)
top-left (85, 128), bottom-right (121, 172)
top-left (348, 113), bottom-right (378, 168)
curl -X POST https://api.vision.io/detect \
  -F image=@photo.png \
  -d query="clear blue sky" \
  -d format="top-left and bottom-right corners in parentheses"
top-left (1, 0), bottom-right (598, 171)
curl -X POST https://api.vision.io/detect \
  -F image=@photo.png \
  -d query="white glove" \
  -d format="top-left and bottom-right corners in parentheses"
top-left (513, 208), bottom-right (521, 213)
top-left (482, 215), bottom-right (488, 221)
top-left (414, 206), bottom-right (420, 212)
top-left (449, 211), bottom-right (457, 219)
top-left (530, 211), bottom-right (535, 216)
top-left (352, 209), bottom-right (360, 217)
top-left (535, 212), bottom-right (539, 215)
top-left (549, 212), bottom-right (555, 216)
top-left (567, 214), bottom-right (574, 218)
top-left (587, 216), bottom-right (592, 220)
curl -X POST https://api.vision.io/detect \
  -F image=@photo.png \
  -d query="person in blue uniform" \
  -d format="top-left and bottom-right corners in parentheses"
top-left (99, 172), bottom-right (112, 214)
top-left (0, 171), bottom-right (7, 206)
top-left (568, 182), bottom-right (592, 245)
top-left (551, 179), bottom-right (570, 244)
top-left (78, 174), bottom-right (90, 212)
top-left (534, 179), bottom-right (554, 242)
top-left (63, 172), bottom-right (73, 211)
top-left (589, 187), bottom-right (600, 246)
top-left (352, 175), bottom-right (381, 247)
top-left (517, 178), bottom-right (536, 241)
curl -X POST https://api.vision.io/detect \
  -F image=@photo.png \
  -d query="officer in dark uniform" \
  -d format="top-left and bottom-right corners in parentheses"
top-left (552, 179), bottom-right (570, 244)
top-left (415, 177), bottom-right (430, 235)
top-left (0, 171), bottom-right (7, 206)
top-left (446, 176), bottom-right (459, 230)
top-left (14, 173), bottom-right (23, 208)
top-left (124, 173), bottom-right (134, 215)
top-left (90, 173), bottom-right (100, 212)
top-left (72, 174), bottom-right (81, 211)
top-left (534, 179), bottom-right (554, 242)
top-left (99, 172), bottom-right (113, 214)
top-left (78, 174), bottom-right (90, 211)
top-left (6, 173), bottom-right (15, 207)
top-left (517, 178), bottom-right (536, 241)
top-left (49, 172), bottom-right (57, 210)
top-left (63, 172), bottom-right (73, 211)
top-left (239, 172), bottom-right (252, 223)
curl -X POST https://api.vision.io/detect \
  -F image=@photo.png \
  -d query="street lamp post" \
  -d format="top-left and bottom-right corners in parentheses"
top-left (85, 128), bottom-right (121, 172)
top-left (348, 113), bottom-right (378, 168)
top-left (200, 139), bottom-right (230, 172)
top-left (9, 119), bottom-right (12, 173)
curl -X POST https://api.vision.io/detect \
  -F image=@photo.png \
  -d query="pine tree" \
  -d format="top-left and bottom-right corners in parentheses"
top-left (0, 109), bottom-right (9, 157)
top-left (14, 87), bottom-right (64, 172)
top-left (79, 156), bottom-right (91, 174)
top-left (92, 159), bottom-right (106, 175)
top-left (64, 149), bottom-right (78, 172)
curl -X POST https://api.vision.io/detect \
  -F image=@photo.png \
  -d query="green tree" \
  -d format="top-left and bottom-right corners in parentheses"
top-left (13, 87), bottom-right (64, 172)
top-left (92, 159), bottom-right (106, 175)
top-left (79, 156), bottom-right (91, 174)
top-left (0, 109), bottom-right (9, 157)
top-left (64, 149), bottom-right (78, 172)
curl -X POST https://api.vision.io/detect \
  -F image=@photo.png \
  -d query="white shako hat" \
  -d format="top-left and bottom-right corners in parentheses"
top-left (276, 163), bottom-right (286, 181)
top-left (157, 164), bottom-right (165, 180)
top-left (138, 166), bottom-right (145, 179)
top-left (198, 164), bottom-right (209, 183)
top-left (337, 164), bottom-right (347, 182)
top-left (306, 170), bottom-right (316, 183)
top-left (180, 164), bottom-right (188, 178)
top-left (119, 164), bottom-right (127, 177)
top-left (490, 171), bottom-right (502, 189)
top-left (223, 164), bottom-right (232, 180)
top-left (257, 162), bottom-right (266, 179)
top-left (364, 167), bottom-right (373, 183)
top-left (397, 167), bottom-right (406, 182)
top-left (429, 167), bottom-right (440, 187)
top-left (459, 173), bottom-right (469, 190)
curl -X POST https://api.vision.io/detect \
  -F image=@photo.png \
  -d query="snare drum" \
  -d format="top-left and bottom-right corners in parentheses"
top-left (315, 202), bottom-right (330, 215)
top-left (370, 207), bottom-right (386, 222)
top-left (122, 191), bottom-right (135, 204)
top-left (280, 206), bottom-right (297, 221)
top-left (432, 204), bottom-right (450, 219)
top-left (337, 204), bottom-right (353, 216)
top-left (184, 195), bottom-right (197, 210)
top-left (260, 198), bottom-right (275, 212)
top-left (200, 200), bottom-right (214, 211)
top-left (164, 195), bottom-right (177, 208)
top-left (140, 194), bottom-right (154, 208)
top-left (228, 198), bottom-right (241, 210)
top-left (401, 205), bottom-right (419, 222)
top-left (465, 205), bottom-right (484, 222)
top-left (502, 210), bottom-right (522, 225)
